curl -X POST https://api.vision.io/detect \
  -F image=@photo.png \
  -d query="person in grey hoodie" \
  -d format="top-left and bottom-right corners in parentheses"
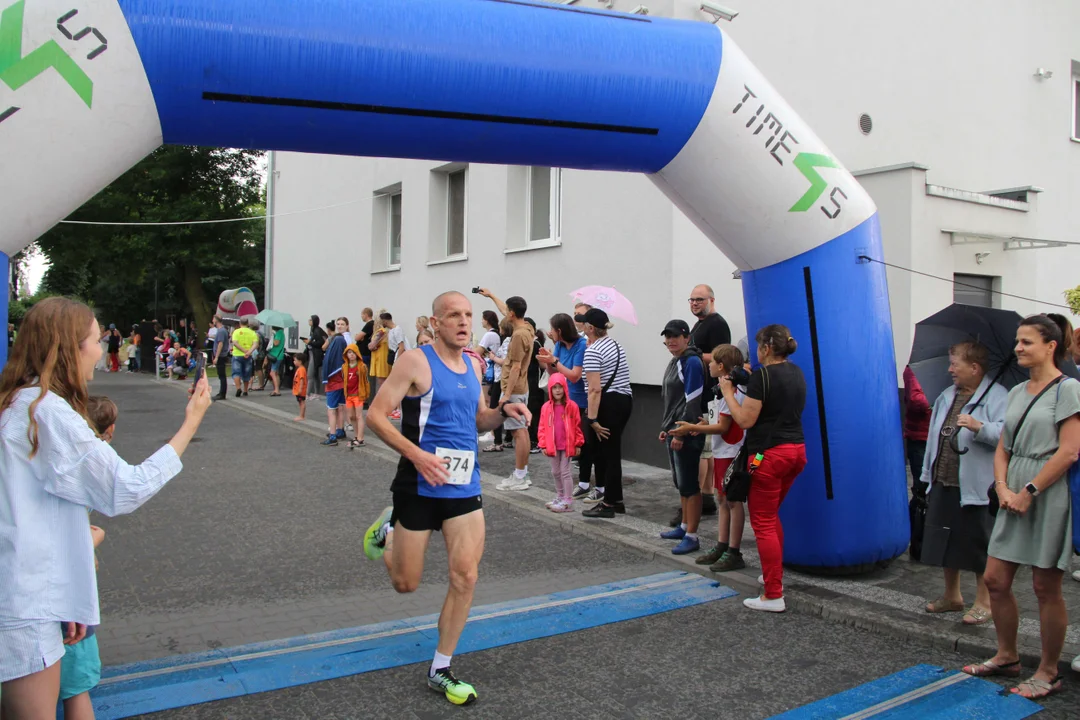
top-left (657, 319), bottom-right (706, 555)
top-left (920, 341), bottom-right (1006, 625)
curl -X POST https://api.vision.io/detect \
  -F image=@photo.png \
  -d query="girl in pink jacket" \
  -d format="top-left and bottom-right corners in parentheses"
top-left (538, 374), bottom-right (586, 512)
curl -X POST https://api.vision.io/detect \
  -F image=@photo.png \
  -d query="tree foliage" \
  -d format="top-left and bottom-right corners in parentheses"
top-left (1064, 286), bottom-right (1080, 316)
top-left (36, 146), bottom-right (265, 342)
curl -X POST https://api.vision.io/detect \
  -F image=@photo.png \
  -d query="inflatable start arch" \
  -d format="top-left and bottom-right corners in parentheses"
top-left (0, 0), bottom-right (908, 570)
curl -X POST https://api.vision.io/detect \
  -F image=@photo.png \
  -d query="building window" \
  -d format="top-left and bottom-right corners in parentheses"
top-left (371, 183), bottom-right (403, 272)
top-left (388, 191), bottom-right (402, 267)
top-left (526, 167), bottom-right (561, 245)
top-left (953, 273), bottom-right (995, 308)
top-left (1073, 73), bottom-right (1080, 141)
top-left (447, 169), bottom-right (467, 257)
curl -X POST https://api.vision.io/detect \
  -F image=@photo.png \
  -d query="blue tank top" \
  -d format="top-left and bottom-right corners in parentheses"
top-left (391, 344), bottom-right (482, 498)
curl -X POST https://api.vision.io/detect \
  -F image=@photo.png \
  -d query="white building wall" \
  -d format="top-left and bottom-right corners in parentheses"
top-left (270, 0), bottom-right (1080, 386)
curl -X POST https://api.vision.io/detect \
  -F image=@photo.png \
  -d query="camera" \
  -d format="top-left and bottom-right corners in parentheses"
top-left (471, 287), bottom-right (481, 294)
top-left (728, 366), bottom-right (751, 387)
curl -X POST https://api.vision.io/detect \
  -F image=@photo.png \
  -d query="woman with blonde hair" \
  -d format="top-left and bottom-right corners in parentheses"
top-left (0, 297), bottom-right (212, 717)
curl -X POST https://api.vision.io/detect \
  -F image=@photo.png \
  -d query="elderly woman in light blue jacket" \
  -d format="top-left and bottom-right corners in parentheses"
top-left (919, 341), bottom-right (1007, 625)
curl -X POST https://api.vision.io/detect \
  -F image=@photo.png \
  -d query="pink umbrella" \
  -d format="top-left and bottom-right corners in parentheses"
top-left (570, 286), bottom-right (638, 326)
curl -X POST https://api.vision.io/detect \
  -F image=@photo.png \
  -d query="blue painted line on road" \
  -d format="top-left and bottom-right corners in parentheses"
top-left (92, 571), bottom-right (735, 719)
top-left (771, 664), bottom-right (1042, 719)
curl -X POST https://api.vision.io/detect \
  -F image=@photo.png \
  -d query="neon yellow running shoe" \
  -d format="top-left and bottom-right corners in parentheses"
top-left (427, 667), bottom-right (477, 705)
top-left (363, 506), bottom-right (393, 561)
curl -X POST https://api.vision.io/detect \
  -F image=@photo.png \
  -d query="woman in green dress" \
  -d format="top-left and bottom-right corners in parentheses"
top-left (962, 315), bottom-right (1080, 699)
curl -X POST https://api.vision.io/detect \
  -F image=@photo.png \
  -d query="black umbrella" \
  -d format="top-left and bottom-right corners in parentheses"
top-left (909, 304), bottom-right (1080, 453)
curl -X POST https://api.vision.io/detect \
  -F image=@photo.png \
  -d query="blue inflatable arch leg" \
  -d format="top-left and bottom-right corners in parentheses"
top-left (0, 0), bottom-right (908, 569)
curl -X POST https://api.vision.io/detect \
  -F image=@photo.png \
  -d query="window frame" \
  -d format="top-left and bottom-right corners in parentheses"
top-left (387, 190), bottom-right (402, 269)
top-left (525, 167), bottom-right (562, 247)
top-left (1072, 74), bottom-right (1080, 142)
top-left (445, 168), bottom-right (468, 258)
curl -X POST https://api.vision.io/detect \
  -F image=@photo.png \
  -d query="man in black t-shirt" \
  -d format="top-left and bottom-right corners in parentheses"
top-left (688, 284), bottom-right (731, 364)
top-left (672, 283), bottom-right (732, 528)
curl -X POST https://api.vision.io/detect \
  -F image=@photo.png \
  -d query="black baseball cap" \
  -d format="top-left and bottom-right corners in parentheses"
top-left (661, 319), bottom-right (691, 337)
top-left (574, 308), bottom-right (610, 327)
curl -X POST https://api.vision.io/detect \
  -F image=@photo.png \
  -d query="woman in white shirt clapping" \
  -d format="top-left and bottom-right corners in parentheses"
top-left (0, 297), bottom-right (212, 717)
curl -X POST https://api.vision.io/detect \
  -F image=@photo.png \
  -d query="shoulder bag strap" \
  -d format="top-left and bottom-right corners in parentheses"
top-left (1009, 375), bottom-right (1064, 451)
top-left (602, 340), bottom-right (621, 394)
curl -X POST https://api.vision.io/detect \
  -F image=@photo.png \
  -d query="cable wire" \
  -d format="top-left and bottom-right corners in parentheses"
top-left (857, 255), bottom-right (1072, 311)
top-left (57, 197), bottom-right (364, 227)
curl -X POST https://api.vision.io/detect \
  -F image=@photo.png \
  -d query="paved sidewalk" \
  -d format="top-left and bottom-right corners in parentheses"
top-left (225, 383), bottom-right (1080, 670)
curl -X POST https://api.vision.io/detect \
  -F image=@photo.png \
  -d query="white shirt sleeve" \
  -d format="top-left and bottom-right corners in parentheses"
top-left (37, 397), bottom-right (184, 517)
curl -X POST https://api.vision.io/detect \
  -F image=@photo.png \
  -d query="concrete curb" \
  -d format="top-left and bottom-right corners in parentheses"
top-left (155, 377), bottom-right (1079, 674)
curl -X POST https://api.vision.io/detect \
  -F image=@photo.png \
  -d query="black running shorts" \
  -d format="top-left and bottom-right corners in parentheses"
top-left (390, 492), bottom-right (483, 532)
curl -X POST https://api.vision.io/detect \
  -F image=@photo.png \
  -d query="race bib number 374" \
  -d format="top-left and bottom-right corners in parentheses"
top-left (436, 447), bottom-right (475, 485)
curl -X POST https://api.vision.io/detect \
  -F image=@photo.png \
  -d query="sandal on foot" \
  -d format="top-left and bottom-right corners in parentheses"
top-left (961, 659), bottom-right (1022, 678)
top-left (925, 597), bottom-right (964, 614)
top-left (482, 445), bottom-right (503, 453)
top-left (962, 605), bottom-right (992, 625)
top-left (1010, 675), bottom-right (1063, 700)
top-left (348, 439), bottom-right (365, 448)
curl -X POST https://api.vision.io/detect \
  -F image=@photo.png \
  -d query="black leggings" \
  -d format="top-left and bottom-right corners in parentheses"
top-left (487, 382), bottom-right (504, 446)
top-left (577, 407), bottom-right (594, 486)
top-left (591, 391), bottom-right (633, 505)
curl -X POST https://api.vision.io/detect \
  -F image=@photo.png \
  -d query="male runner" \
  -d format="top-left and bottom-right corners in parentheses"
top-left (363, 291), bottom-right (531, 705)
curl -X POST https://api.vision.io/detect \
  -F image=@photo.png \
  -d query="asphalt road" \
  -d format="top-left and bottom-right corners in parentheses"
top-left (90, 374), bottom-right (1078, 719)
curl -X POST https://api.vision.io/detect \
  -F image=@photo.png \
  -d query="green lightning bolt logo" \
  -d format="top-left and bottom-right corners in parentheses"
top-left (0, 0), bottom-right (93, 107)
top-left (789, 153), bottom-right (841, 213)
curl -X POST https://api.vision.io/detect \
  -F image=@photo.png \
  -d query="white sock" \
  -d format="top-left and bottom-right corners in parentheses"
top-left (430, 650), bottom-right (452, 677)
top-left (686, 532), bottom-right (698, 541)
top-left (680, 523), bottom-right (688, 531)
top-left (579, 482), bottom-right (590, 490)
top-left (514, 468), bottom-right (527, 480)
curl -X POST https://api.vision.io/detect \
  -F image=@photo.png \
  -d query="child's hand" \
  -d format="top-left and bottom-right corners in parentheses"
top-left (90, 525), bottom-right (105, 548)
top-left (63, 622), bottom-right (88, 645)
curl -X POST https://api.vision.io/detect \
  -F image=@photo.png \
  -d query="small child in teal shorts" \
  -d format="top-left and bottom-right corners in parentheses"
top-left (58, 396), bottom-right (117, 718)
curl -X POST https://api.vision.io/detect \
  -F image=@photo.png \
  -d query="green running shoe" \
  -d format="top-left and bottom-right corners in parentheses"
top-left (427, 667), bottom-right (477, 705)
top-left (363, 506), bottom-right (393, 561)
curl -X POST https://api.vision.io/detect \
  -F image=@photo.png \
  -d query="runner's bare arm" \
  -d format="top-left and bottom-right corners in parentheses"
top-left (367, 351), bottom-right (450, 484)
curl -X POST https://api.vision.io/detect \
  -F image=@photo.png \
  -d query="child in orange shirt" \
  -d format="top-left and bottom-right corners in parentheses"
top-left (292, 352), bottom-right (308, 421)
top-left (343, 344), bottom-right (370, 448)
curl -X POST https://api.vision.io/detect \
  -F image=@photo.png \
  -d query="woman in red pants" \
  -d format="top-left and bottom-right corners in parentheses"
top-left (718, 324), bottom-right (807, 613)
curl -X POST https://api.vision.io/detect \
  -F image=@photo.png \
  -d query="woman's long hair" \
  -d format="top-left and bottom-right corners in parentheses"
top-left (0, 297), bottom-right (96, 456)
top-left (549, 313), bottom-right (580, 345)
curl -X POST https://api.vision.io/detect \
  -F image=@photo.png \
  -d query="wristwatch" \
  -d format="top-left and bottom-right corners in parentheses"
top-left (1024, 482), bottom-right (1039, 497)
top-left (498, 404), bottom-right (509, 418)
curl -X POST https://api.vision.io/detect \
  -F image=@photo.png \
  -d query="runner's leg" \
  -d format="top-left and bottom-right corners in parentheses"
top-left (436, 509), bottom-right (486, 655)
top-left (386, 523), bottom-right (432, 594)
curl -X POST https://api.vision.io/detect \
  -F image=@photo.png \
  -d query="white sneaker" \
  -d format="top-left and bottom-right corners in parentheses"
top-left (1072, 654), bottom-right (1079, 673)
top-left (1072, 569), bottom-right (1080, 582)
top-left (743, 595), bottom-right (786, 613)
top-left (496, 474), bottom-right (530, 491)
top-left (505, 476), bottom-right (531, 491)
top-left (545, 496), bottom-right (561, 508)
top-left (478, 432), bottom-right (494, 445)
top-left (758, 575), bottom-right (764, 585)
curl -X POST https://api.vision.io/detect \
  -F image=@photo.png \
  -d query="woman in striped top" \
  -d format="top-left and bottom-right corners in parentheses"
top-left (577, 308), bottom-right (633, 519)
top-left (0, 297), bottom-right (212, 716)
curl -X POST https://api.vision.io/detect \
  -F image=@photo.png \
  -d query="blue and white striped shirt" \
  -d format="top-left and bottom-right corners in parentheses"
top-left (0, 388), bottom-right (182, 628)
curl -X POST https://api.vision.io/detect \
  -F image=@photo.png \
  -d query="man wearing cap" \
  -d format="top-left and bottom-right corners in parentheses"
top-left (658, 319), bottom-right (706, 554)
